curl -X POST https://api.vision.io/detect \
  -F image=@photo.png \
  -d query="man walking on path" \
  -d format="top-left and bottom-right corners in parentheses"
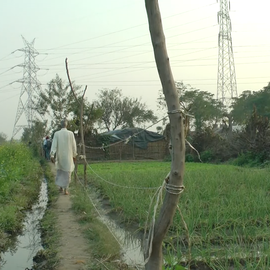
top-left (50, 119), bottom-right (77, 195)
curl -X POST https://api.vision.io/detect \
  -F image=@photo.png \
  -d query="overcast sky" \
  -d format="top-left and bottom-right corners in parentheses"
top-left (1, 0), bottom-right (270, 139)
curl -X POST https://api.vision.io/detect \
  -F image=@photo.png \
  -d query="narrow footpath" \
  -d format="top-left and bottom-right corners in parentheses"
top-left (50, 164), bottom-right (91, 270)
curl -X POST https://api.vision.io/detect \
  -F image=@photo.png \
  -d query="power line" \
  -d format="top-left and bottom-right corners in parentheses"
top-left (0, 93), bottom-right (20, 103)
top-left (42, 2), bottom-right (218, 52)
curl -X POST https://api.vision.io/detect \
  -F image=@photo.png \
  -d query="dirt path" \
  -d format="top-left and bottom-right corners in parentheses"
top-left (50, 164), bottom-right (90, 270)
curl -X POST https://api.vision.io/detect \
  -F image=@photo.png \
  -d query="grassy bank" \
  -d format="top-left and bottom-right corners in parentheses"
top-left (70, 181), bottom-right (125, 269)
top-left (0, 143), bottom-right (42, 251)
top-left (34, 163), bottom-right (60, 269)
top-left (78, 161), bottom-right (270, 269)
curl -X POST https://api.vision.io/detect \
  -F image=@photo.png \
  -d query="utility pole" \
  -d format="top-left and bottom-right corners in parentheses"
top-left (217, 0), bottom-right (237, 106)
top-left (11, 36), bottom-right (41, 139)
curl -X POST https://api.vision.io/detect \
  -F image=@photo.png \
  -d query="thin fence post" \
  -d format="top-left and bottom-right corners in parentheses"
top-left (65, 58), bottom-right (88, 187)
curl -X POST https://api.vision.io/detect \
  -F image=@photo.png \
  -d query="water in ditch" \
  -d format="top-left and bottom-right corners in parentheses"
top-left (99, 214), bottom-right (145, 269)
top-left (0, 179), bottom-right (48, 270)
top-left (87, 186), bottom-right (145, 269)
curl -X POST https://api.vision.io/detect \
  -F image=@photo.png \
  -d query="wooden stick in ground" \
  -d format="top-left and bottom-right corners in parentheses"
top-left (79, 90), bottom-right (87, 186)
top-left (144, 1), bottom-right (186, 269)
top-left (65, 58), bottom-right (88, 186)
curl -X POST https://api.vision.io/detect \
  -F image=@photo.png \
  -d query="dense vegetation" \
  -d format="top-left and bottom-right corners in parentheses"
top-left (0, 143), bottom-right (42, 250)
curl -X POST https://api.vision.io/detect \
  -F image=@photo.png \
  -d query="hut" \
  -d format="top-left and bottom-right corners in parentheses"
top-left (84, 128), bottom-right (169, 161)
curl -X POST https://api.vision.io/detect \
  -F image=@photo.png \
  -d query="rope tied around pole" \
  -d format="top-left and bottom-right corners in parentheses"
top-left (165, 182), bottom-right (185, 195)
top-left (167, 108), bottom-right (193, 118)
top-left (167, 109), bottom-right (182, 115)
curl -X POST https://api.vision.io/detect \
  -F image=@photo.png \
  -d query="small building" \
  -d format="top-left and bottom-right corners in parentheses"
top-left (83, 128), bottom-right (169, 161)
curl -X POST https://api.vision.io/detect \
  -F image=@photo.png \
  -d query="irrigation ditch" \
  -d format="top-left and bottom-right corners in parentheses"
top-left (0, 174), bottom-right (146, 269)
top-left (81, 182), bottom-right (145, 269)
top-left (0, 179), bottom-right (48, 270)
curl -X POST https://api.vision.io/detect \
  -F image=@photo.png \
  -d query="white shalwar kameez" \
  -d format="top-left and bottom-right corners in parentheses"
top-left (50, 128), bottom-right (77, 189)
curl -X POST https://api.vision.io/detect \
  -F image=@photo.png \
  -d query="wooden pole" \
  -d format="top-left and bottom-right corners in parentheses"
top-left (144, 1), bottom-right (186, 269)
top-left (80, 100), bottom-right (87, 186)
top-left (65, 58), bottom-right (88, 186)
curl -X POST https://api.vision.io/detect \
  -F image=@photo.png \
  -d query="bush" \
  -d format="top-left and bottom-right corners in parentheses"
top-left (231, 151), bottom-right (263, 167)
top-left (188, 127), bottom-right (236, 163)
top-left (200, 150), bottom-right (214, 162)
top-left (185, 153), bottom-right (194, 162)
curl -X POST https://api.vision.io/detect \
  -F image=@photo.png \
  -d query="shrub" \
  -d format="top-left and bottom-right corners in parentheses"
top-left (200, 150), bottom-right (214, 162)
top-left (185, 153), bottom-right (194, 162)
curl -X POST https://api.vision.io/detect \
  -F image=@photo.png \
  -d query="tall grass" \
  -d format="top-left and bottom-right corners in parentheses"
top-left (0, 143), bottom-right (42, 235)
top-left (78, 161), bottom-right (270, 268)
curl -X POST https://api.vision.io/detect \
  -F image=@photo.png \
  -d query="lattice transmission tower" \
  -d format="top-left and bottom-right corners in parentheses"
top-left (11, 36), bottom-right (42, 139)
top-left (217, 0), bottom-right (237, 105)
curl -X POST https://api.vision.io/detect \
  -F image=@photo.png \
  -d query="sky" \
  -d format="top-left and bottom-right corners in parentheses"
top-left (1, 0), bottom-right (270, 139)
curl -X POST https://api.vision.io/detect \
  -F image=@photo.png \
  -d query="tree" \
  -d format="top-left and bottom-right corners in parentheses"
top-left (158, 81), bottom-right (225, 131)
top-left (95, 88), bottom-right (157, 131)
top-left (0, 132), bottom-right (7, 145)
top-left (69, 97), bottom-right (103, 135)
top-left (231, 83), bottom-right (270, 125)
top-left (145, 1), bottom-right (185, 269)
top-left (36, 74), bottom-right (82, 131)
top-left (181, 88), bottom-right (225, 131)
top-left (37, 74), bottom-right (101, 134)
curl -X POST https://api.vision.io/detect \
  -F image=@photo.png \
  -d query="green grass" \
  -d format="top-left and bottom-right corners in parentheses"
top-left (0, 143), bottom-right (42, 239)
top-left (70, 182), bottom-right (124, 270)
top-left (77, 161), bottom-right (270, 269)
top-left (35, 164), bottom-right (60, 270)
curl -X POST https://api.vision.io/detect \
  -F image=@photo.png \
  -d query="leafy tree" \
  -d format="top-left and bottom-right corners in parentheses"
top-left (36, 74), bottom-right (82, 131)
top-left (37, 74), bottom-right (101, 135)
top-left (0, 132), bottom-right (7, 145)
top-left (95, 88), bottom-right (158, 131)
top-left (181, 89), bottom-right (225, 131)
top-left (69, 96), bottom-right (103, 135)
top-left (158, 81), bottom-right (225, 131)
top-left (231, 83), bottom-right (270, 125)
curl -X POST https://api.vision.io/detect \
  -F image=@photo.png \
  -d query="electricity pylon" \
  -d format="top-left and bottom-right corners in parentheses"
top-left (217, 0), bottom-right (237, 106)
top-left (11, 36), bottom-right (42, 139)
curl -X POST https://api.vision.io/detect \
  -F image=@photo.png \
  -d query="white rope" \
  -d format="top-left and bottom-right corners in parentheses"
top-left (167, 109), bottom-right (182, 114)
top-left (166, 183), bottom-right (185, 195)
top-left (143, 181), bottom-right (165, 264)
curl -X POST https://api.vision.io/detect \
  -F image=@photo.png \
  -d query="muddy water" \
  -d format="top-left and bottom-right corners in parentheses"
top-left (87, 186), bottom-right (145, 269)
top-left (0, 179), bottom-right (48, 270)
top-left (99, 214), bottom-right (145, 269)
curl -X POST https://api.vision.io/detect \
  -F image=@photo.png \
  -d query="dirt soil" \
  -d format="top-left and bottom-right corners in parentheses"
top-left (50, 164), bottom-right (90, 270)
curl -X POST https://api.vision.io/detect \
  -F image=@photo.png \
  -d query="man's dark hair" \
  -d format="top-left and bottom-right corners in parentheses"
top-left (61, 119), bottom-right (68, 128)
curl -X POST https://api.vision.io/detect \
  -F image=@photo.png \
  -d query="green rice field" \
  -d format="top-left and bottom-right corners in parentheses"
top-left (78, 161), bottom-right (270, 269)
